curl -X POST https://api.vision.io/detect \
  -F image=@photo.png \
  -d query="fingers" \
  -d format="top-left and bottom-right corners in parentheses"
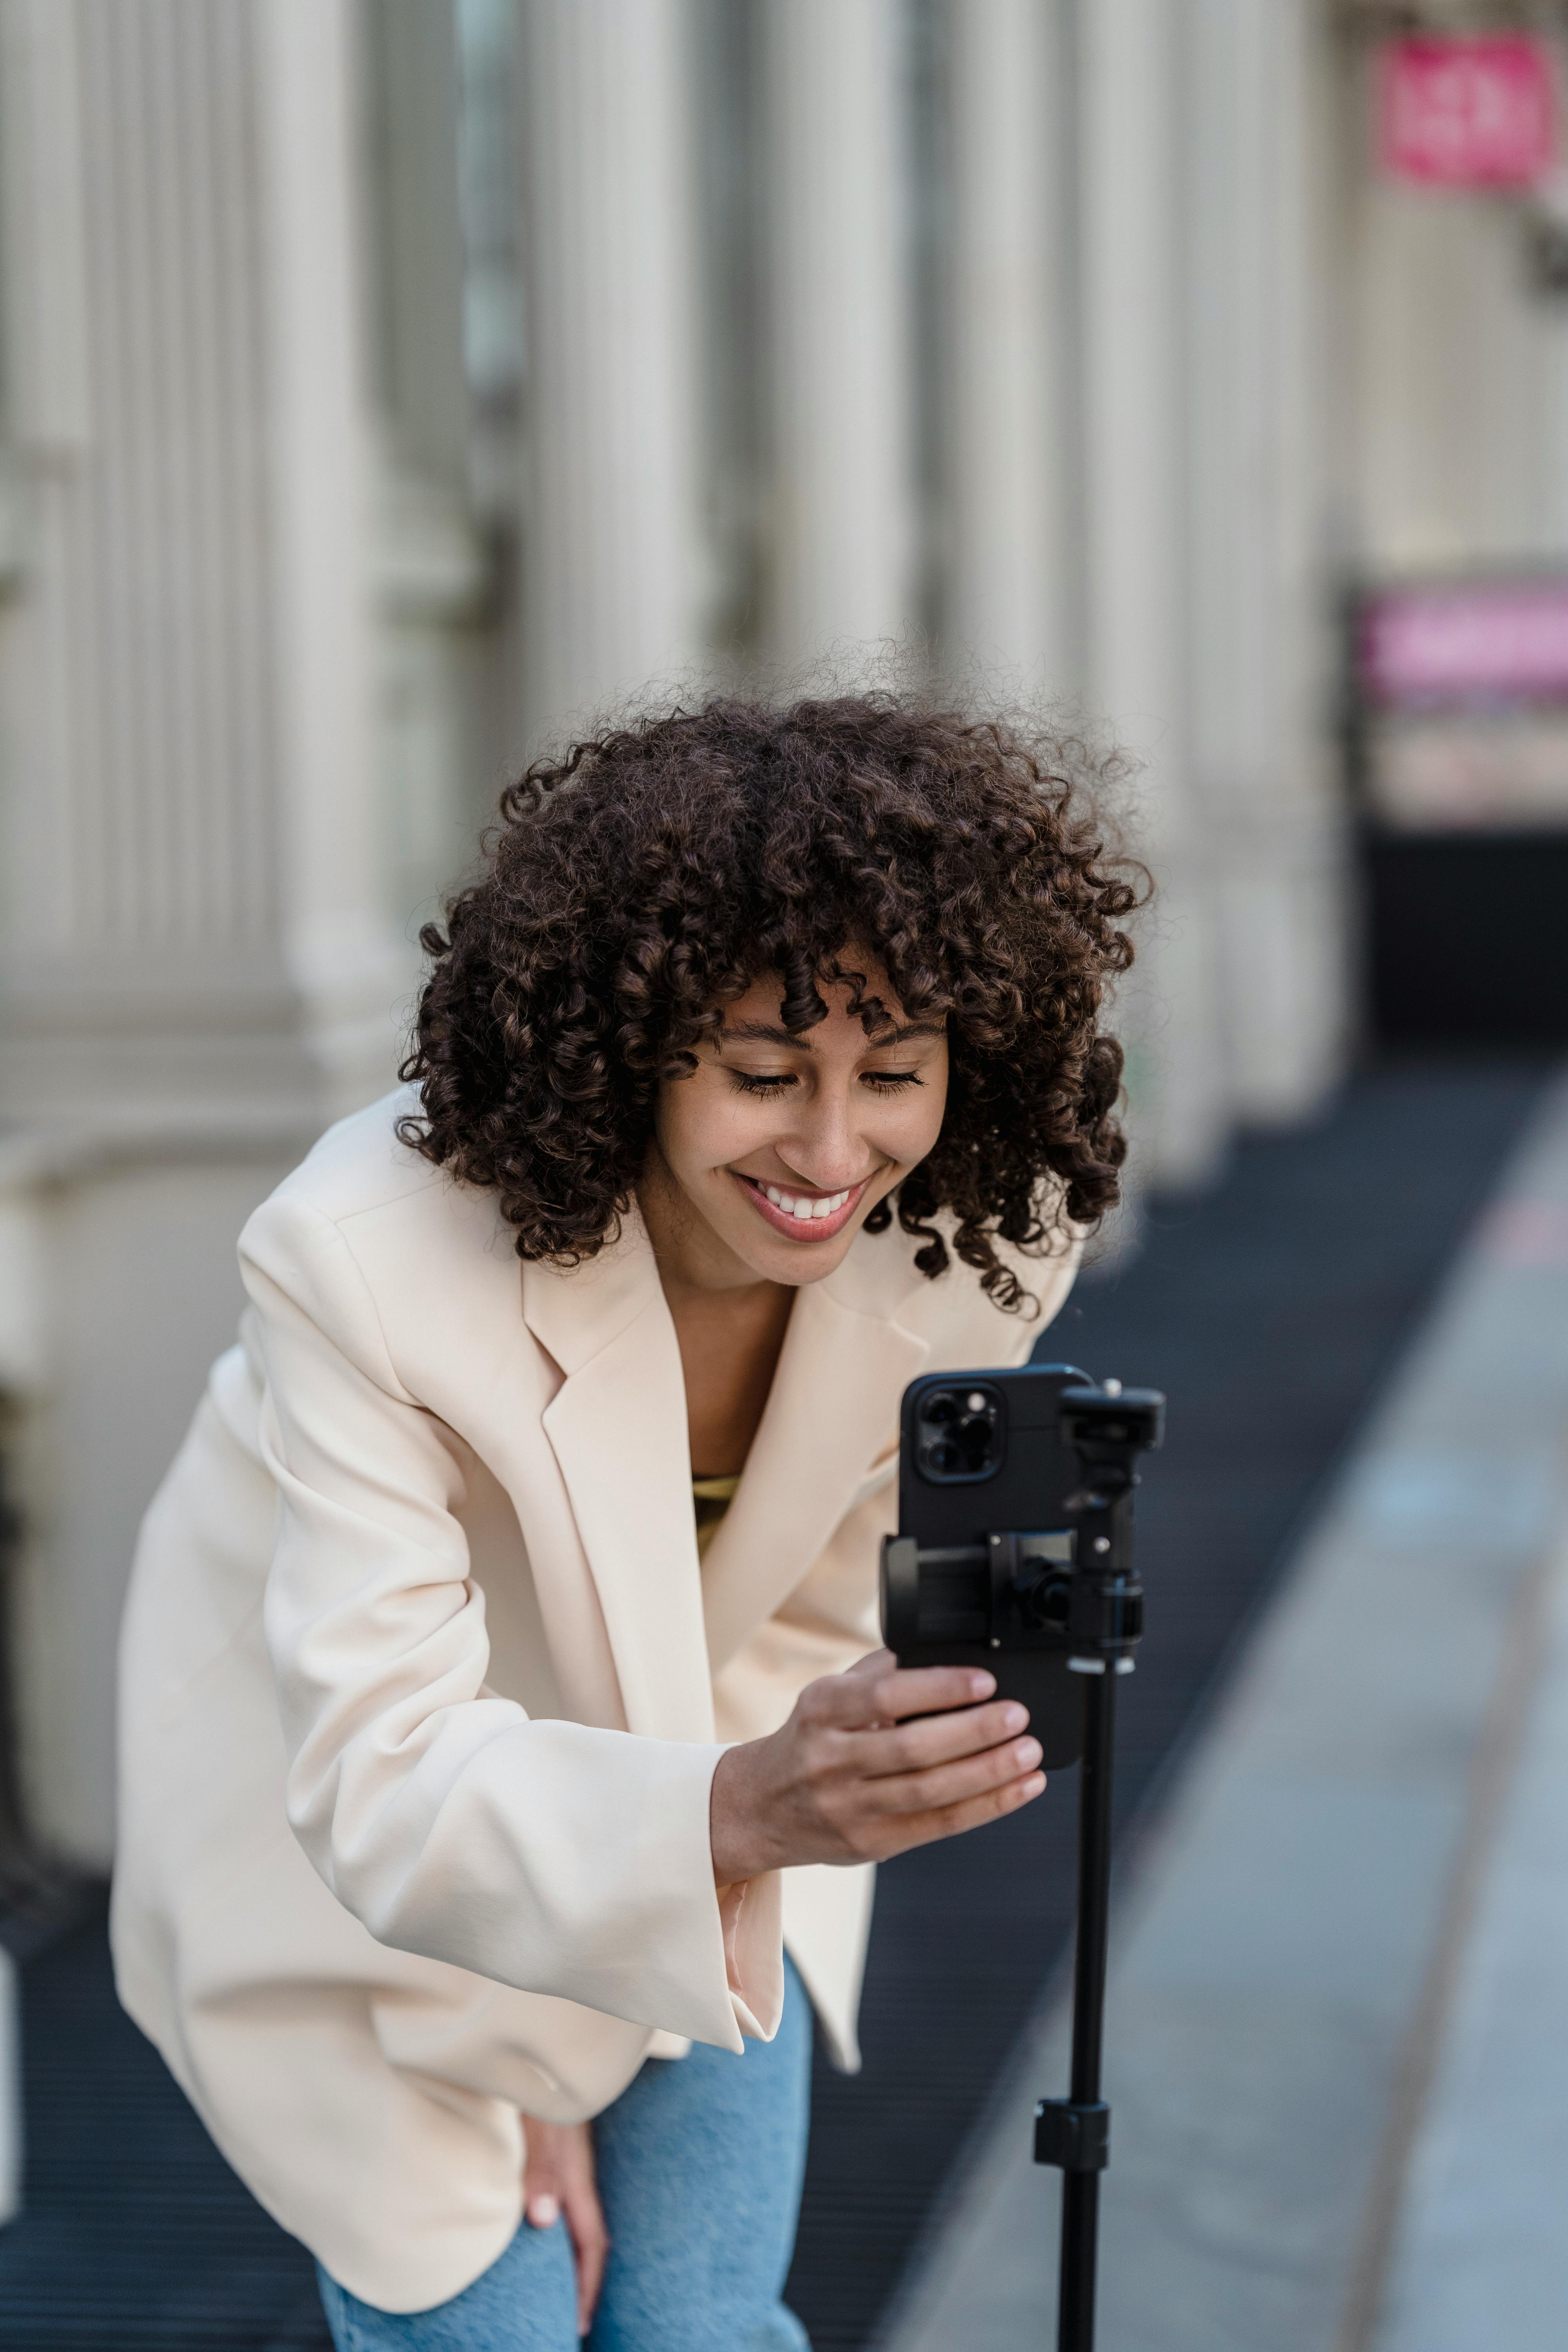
top-left (816, 1651), bottom-right (1002, 1730)
top-left (561, 2177), bottom-right (610, 2336)
top-left (871, 1733), bottom-right (1043, 1818)
top-left (523, 2119), bottom-right (607, 2333)
top-left (523, 2130), bottom-right (561, 2232)
top-left (875, 1767), bottom-right (1046, 1857)
top-left (857, 1696), bottom-right (1031, 1779)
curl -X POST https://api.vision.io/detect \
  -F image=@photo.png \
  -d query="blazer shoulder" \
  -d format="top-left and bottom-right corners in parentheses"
top-left (238, 1088), bottom-right (504, 1316)
top-left (259, 1085), bottom-right (444, 1230)
top-left (833, 1202), bottom-right (1081, 1362)
top-left (906, 1237), bottom-right (1080, 1367)
top-left (238, 1089), bottom-right (521, 1403)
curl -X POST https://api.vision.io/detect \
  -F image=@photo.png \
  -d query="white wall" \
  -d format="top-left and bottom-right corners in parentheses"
top-left (3, 1152), bottom-right (296, 1864)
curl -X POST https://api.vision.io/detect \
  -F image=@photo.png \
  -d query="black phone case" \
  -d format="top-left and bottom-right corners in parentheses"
top-left (891, 1362), bottom-right (1089, 1768)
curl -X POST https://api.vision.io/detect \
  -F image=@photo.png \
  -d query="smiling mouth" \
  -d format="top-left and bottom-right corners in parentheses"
top-left (731, 1170), bottom-right (871, 1241)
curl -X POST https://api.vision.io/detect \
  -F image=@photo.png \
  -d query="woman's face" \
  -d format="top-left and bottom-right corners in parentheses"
top-left (642, 964), bottom-right (949, 1290)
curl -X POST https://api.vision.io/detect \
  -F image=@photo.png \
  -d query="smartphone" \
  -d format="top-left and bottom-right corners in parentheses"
top-left (882, 1362), bottom-right (1091, 1768)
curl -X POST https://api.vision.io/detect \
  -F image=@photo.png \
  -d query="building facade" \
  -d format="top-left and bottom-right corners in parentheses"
top-left (8, 0), bottom-right (1545, 1881)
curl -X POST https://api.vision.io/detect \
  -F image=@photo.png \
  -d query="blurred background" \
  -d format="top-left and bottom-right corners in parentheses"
top-left (2, 3), bottom-right (1567, 2348)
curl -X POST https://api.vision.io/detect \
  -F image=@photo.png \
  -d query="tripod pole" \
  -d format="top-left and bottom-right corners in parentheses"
top-left (1056, 1665), bottom-right (1118, 2352)
top-left (1026, 1378), bottom-right (1161, 2352)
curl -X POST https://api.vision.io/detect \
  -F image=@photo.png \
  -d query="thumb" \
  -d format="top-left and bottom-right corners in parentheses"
top-left (523, 2123), bottom-right (562, 2230)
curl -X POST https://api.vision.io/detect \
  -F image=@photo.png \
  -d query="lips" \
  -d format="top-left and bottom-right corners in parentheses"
top-left (731, 1170), bottom-right (870, 1243)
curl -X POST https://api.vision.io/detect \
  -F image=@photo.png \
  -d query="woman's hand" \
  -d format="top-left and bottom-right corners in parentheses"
top-left (710, 1648), bottom-right (1045, 1885)
top-left (522, 2117), bottom-right (608, 2338)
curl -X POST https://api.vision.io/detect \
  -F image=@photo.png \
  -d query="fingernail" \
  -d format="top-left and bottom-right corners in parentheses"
top-left (969, 1671), bottom-right (996, 1698)
top-left (1018, 1739), bottom-right (1042, 1769)
top-left (1003, 1702), bottom-right (1027, 1733)
top-left (527, 2194), bottom-right (560, 2229)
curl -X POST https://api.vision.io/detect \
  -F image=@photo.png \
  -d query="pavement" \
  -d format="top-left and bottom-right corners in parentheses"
top-left (877, 1073), bottom-right (1568, 2352)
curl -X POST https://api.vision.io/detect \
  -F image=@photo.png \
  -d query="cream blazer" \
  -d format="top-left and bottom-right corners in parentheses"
top-left (111, 1088), bottom-right (1076, 2311)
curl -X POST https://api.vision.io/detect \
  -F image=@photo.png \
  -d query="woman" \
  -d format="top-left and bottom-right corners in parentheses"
top-left (112, 695), bottom-right (1135, 2349)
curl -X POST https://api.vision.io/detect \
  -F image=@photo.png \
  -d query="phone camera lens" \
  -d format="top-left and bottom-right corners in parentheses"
top-left (955, 1414), bottom-right (994, 1472)
top-left (918, 1386), bottom-right (1000, 1478)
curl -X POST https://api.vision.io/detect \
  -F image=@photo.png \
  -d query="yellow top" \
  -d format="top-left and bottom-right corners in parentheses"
top-left (691, 1472), bottom-right (742, 1561)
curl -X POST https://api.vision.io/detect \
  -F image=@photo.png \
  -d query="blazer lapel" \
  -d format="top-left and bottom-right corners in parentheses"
top-left (701, 1240), bottom-right (931, 1675)
top-left (522, 1207), bottom-right (716, 1744)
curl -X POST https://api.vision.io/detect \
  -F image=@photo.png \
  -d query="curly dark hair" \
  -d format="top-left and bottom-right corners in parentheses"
top-left (398, 693), bottom-right (1140, 1311)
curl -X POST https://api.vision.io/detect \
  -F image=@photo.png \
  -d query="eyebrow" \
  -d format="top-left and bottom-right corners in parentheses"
top-left (717, 1019), bottom-right (947, 1050)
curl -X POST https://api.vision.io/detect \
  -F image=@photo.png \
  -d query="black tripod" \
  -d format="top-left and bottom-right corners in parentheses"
top-left (1031, 1382), bottom-right (1163, 2352)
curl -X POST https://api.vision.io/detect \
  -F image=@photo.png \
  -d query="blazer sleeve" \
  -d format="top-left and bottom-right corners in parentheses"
top-left (239, 1189), bottom-right (777, 2057)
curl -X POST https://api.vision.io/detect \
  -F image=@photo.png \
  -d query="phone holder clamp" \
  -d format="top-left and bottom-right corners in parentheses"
top-left (1034, 2098), bottom-right (1110, 2173)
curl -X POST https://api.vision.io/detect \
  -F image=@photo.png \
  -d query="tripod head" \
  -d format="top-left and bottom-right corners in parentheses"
top-left (997, 1381), bottom-right (1165, 1675)
top-left (1060, 1382), bottom-right (1165, 1490)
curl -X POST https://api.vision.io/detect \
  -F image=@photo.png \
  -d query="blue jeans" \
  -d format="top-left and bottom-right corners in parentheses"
top-left (317, 1958), bottom-right (813, 2351)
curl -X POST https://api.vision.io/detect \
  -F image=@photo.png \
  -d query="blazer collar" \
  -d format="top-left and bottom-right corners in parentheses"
top-left (519, 1200), bottom-right (666, 1378)
top-left (522, 1203), bottom-right (715, 1741)
top-left (519, 1203), bottom-right (934, 1724)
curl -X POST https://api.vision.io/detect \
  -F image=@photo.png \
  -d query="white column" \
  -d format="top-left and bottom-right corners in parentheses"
top-left (0, 0), bottom-right (403, 1868)
top-left (943, 0), bottom-right (1071, 690)
top-left (761, 0), bottom-right (914, 665)
top-left (256, 0), bottom-right (410, 1114)
top-left (517, 0), bottom-right (704, 741)
top-left (0, 0), bottom-right (404, 1144)
top-left (1080, 0), bottom-right (1228, 1189)
top-left (1185, 0), bottom-right (1345, 1124)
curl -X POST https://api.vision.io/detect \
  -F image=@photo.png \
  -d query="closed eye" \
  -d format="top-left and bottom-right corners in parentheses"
top-left (729, 1071), bottom-right (798, 1097)
top-left (862, 1070), bottom-right (922, 1091)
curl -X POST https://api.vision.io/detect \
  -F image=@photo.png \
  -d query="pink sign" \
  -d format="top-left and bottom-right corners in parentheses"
top-left (1361, 583), bottom-right (1568, 706)
top-left (1379, 34), bottom-right (1556, 189)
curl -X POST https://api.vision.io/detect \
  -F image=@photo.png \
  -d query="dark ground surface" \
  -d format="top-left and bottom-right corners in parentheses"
top-left (0, 1059), bottom-right (1552, 2352)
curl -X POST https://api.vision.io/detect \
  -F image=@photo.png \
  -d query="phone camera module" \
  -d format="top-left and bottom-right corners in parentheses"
top-left (917, 1385), bottom-right (1001, 1481)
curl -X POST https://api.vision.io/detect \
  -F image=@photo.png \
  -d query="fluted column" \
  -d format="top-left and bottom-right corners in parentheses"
top-left (943, 0), bottom-right (1072, 690)
top-left (0, 0), bottom-right (405, 1145)
top-left (760, 0), bottom-right (914, 665)
top-left (256, 0), bottom-right (410, 1108)
top-left (0, 0), bottom-right (403, 1870)
top-left (517, 0), bottom-right (704, 741)
top-left (1080, 0), bottom-right (1228, 1187)
top-left (1185, 0), bottom-right (1345, 1123)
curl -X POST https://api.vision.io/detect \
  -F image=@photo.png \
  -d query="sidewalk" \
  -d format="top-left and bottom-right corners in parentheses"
top-left (878, 1075), bottom-right (1568, 2352)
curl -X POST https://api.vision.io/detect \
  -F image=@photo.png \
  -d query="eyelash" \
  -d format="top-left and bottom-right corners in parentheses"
top-left (728, 1071), bottom-right (922, 1098)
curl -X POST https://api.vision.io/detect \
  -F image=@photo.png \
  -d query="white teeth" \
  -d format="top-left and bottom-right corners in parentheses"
top-left (757, 1182), bottom-right (851, 1221)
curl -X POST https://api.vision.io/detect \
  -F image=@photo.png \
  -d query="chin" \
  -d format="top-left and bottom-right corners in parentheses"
top-left (758, 1229), bottom-right (858, 1283)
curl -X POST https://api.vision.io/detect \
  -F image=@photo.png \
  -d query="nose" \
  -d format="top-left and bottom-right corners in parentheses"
top-left (776, 1079), bottom-right (875, 1192)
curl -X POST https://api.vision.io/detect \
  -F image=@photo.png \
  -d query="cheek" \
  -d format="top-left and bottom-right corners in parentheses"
top-left (908, 1063), bottom-right (950, 1154)
top-left (657, 1075), bottom-right (755, 1174)
top-left (872, 1076), bottom-right (947, 1165)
